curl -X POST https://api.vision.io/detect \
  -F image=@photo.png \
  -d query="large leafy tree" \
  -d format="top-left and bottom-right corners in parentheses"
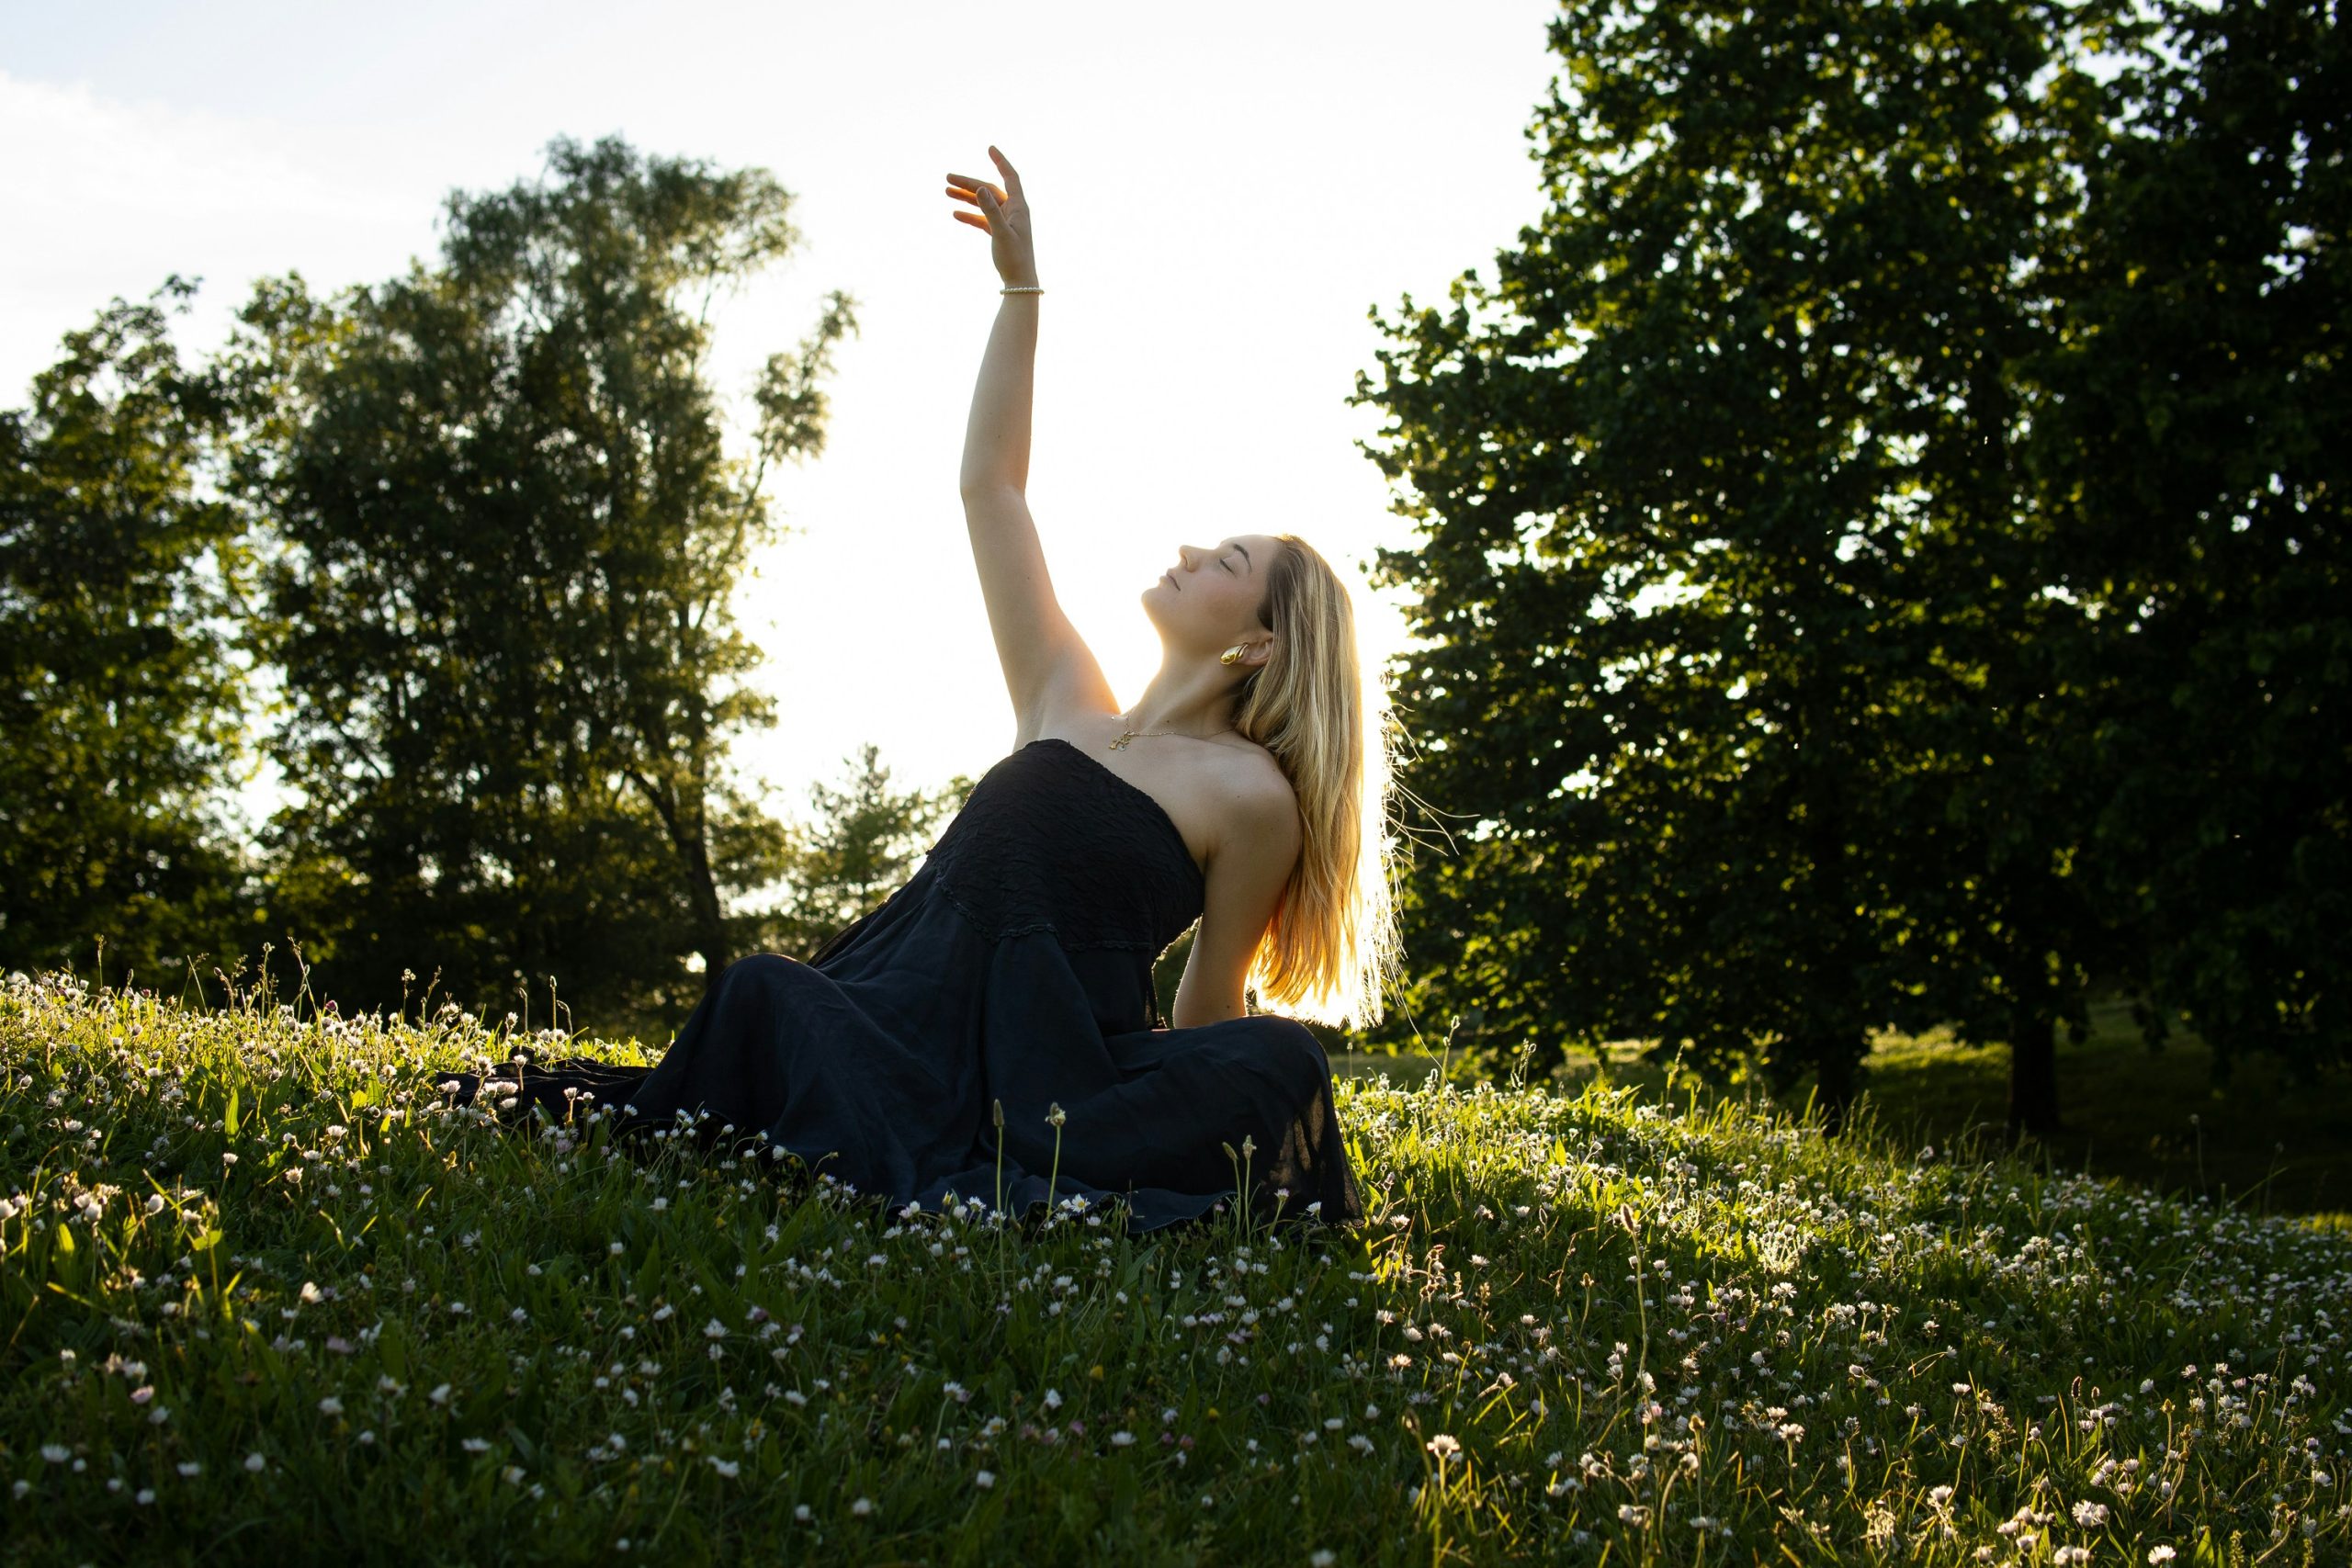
top-left (227, 135), bottom-right (857, 1030)
top-left (1349, 0), bottom-right (2230, 1134)
top-left (2022, 0), bottom-right (2349, 1086)
top-left (0, 279), bottom-right (258, 986)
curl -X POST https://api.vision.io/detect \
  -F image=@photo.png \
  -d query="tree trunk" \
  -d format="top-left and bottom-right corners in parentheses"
top-left (622, 763), bottom-right (733, 997)
top-left (1814, 1043), bottom-right (1861, 1138)
top-left (2007, 1011), bottom-right (2063, 1141)
top-left (685, 835), bottom-right (729, 998)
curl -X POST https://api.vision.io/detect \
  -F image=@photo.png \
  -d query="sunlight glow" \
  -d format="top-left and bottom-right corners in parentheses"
top-left (1, 1), bottom-right (1563, 822)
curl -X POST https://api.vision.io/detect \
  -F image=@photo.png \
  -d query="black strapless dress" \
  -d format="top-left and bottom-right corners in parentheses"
top-left (441, 737), bottom-right (1366, 1235)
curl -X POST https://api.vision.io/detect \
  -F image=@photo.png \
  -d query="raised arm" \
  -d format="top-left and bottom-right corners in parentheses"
top-left (947, 147), bottom-right (1113, 739)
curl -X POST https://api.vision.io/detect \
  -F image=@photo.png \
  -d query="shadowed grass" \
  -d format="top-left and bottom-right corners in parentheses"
top-left (1336, 996), bottom-right (2352, 1221)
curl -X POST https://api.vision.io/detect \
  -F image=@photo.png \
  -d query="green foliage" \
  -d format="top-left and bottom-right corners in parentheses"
top-left (1348, 0), bottom-right (2346, 1129)
top-left (0, 277), bottom-right (260, 984)
top-left (767, 743), bottom-right (975, 960)
top-left (6, 970), bottom-right (2347, 1562)
top-left (2018, 0), bottom-right (2351, 1081)
top-left (220, 135), bottom-right (859, 1033)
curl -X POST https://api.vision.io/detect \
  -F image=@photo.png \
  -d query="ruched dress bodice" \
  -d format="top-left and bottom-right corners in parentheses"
top-left (444, 737), bottom-right (1365, 1235)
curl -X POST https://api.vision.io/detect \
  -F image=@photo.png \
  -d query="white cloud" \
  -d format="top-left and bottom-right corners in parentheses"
top-left (0, 70), bottom-right (447, 385)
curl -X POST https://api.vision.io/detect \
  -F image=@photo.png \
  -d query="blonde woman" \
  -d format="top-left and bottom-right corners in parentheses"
top-left (445, 147), bottom-right (1401, 1234)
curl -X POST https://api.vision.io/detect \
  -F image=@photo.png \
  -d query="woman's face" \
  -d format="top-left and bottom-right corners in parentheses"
top-left (1143, 534), bottom-right (1283, 649)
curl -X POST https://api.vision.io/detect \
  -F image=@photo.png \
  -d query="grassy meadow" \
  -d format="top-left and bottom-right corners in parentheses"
top-left (4, 967), bottom-right (2348, 1564)
top-left (1334, 996), bottom-right (2352, 1222)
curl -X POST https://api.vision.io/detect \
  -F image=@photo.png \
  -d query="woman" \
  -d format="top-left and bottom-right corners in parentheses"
top-left (445, 147), bottom-right (1402, 1234)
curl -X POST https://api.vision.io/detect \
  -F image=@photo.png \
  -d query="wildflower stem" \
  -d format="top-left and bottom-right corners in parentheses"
top-left (1045, 1101), bottom-right (1067, 1224)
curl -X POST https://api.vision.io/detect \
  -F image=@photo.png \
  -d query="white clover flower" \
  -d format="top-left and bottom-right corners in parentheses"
top-left (975, 1471), bottom-right (995, 1489)
top-left (1043, 1388), bottom-right (1062, 1410)
top-left (851, 1496), bottom-right (874, 1517)
top-left (707, 1457), bottom-right (740, 1478)
top-left (1111, 1431), bottom-right (1136, 1448)
top-left (703, 1318), bottom-right (728, 1340)
top-left (461, 1438), bottom-right (492, 1454)
top-left (2147, 1549), bottom-right (2177, 1565)
top-left (317, 1396), bottom-right (344, 1416)
top-left (40, 1444), bottom-right (69, 1463)
top-left (1426, 1434), bottom-right (1461, 1458)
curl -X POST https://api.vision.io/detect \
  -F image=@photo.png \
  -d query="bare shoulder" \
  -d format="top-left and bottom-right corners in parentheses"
top-left (1196, 738), bottom-right (1301, 868)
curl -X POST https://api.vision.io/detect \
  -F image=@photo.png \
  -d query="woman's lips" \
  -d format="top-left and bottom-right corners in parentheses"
top-left (1163, 571), bottom-right (1178, 590)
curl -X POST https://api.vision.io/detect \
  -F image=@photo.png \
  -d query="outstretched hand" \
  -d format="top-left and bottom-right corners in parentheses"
top-left (946, 146), bottom-right (1039, 288)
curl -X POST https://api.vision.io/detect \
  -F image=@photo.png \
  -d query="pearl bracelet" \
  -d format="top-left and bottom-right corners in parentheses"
top-left (1001, 285), bottom-right (1045, 295)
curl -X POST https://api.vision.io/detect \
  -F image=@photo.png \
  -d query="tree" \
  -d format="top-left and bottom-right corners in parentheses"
top-left (0, 278), bottom-right (258, 986)
top-left (765, 743), bottom-right (973, 960)
top-left (226, 134), bottom-right (857, 1028)
top-left (1348, 0), bottom-right (2177, 1134)
top-left (2021, 0), bottom-right (2349, 1089)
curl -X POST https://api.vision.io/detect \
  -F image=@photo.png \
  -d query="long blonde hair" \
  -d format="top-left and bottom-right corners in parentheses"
top-left (1227, 534), bottom-right (1405, 1031)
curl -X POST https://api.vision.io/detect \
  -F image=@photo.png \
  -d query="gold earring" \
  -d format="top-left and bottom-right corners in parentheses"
top-left (1220, 644), bottom-right (1248, 666)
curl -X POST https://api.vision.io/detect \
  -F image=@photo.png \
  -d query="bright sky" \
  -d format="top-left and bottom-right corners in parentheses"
top-left (2, 0), bottom-right (1563, 831)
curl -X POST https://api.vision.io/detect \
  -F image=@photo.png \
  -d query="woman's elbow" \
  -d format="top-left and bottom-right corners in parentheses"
top-left (1170, 997), bottom-right (1250, 1030)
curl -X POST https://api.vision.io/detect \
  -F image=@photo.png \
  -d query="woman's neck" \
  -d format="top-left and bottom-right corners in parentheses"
top-left (1124, 663), bottom-right (1239, 740)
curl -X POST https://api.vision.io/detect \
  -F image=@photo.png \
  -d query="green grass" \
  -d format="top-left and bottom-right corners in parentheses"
top-left (6, 970), bottom-right (2348, 1565)
top-left (1335, 996), bottom-right (2352, 1221)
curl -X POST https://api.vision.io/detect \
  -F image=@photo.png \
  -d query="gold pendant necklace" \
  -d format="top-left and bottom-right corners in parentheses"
top-left (1110, 711), bottom-right (1233, 750)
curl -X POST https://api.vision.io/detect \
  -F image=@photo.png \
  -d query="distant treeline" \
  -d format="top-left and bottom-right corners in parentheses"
top-left (0, 134), bottom-right (968, 1042)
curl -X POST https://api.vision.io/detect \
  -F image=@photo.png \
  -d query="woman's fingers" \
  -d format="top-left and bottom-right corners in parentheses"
top-left (945, 174), bottom-right (1004, 203)
top-left (950, 210), bottom-right (990, 231)
top-left (989, 145), bottom-right (1023, 196)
